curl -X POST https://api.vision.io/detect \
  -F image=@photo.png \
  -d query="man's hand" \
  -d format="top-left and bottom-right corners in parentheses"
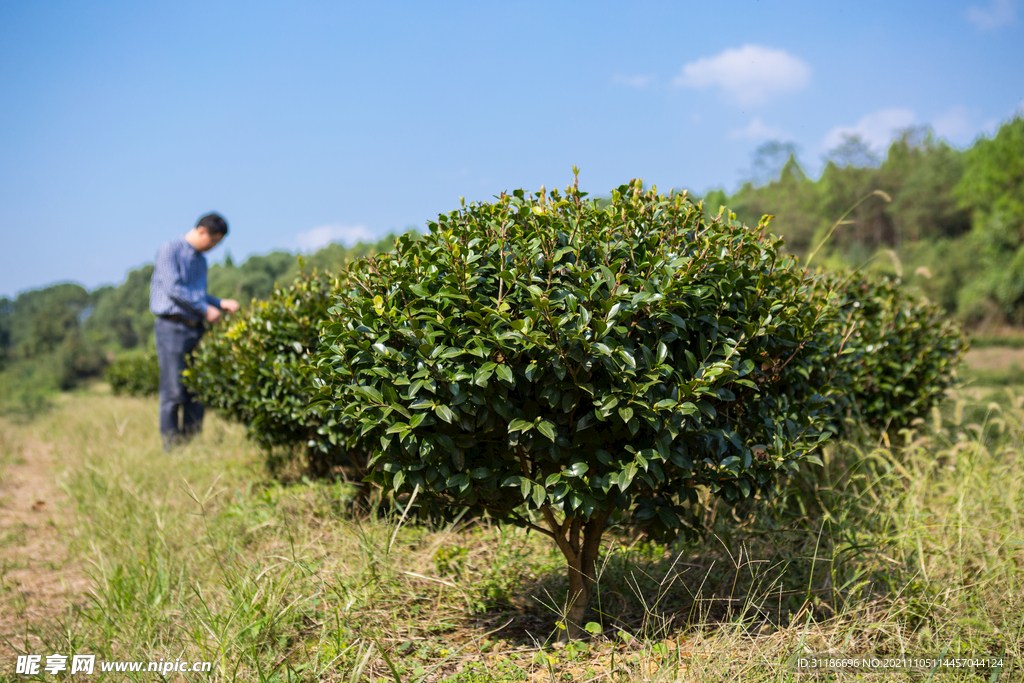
top-left (220, 299), bottom-right (240, 313)
top-left (205, 306), bottom-right (222, 324)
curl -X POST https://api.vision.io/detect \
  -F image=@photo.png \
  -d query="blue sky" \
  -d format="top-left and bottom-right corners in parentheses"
top-left (1, 0), bottom-right (1022, 297)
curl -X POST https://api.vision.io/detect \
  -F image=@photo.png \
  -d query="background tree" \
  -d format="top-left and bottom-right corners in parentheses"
top-left (747, 141), bottom-right (801, 188)
top-left (730, 153), bottom-right (820, 255)
top-left (953, 116), bottom-right (1024, 323)
top-left (84, 265), bottom-right (156, 350)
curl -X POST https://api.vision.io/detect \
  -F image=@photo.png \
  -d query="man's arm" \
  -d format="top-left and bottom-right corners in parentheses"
top-left (205, 298), bottom-right (239, 323)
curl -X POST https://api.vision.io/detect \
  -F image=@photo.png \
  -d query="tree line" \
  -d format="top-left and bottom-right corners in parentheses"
top-left (708, 115), bottom-right (1023, 324)
top-left (1, 113), bottom-right (1020, 412)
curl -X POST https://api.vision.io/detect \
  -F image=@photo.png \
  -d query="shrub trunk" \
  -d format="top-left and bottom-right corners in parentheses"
top-left (543, 509), bottom-right (607, 640)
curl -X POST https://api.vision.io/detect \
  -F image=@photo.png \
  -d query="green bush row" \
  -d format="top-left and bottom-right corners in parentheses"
top-left (184, 268), bottom-right (363, 476)
top-left (830, 272), bottom-right (966, 433)
top-left (105, 351), bottom-right (160, 397)
top-left (184, 177), bottom-right (965, 638)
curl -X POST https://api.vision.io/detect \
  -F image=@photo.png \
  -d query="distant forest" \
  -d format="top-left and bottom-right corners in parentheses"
top-left (1, 115), bottom-right (1021, 413)
top-left (708, 115), bottom-right (1023, 325)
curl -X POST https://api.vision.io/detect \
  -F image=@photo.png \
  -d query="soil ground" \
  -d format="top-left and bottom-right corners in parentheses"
top-left (962, 346), bottom-right (1024, 371)
top-left (0, 421), bottom-right (90, 657)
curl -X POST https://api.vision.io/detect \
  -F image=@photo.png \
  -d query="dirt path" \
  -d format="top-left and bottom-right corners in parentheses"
top-left (963, 346), bottom-right (1024, 371)
top-left (0, 426), bottom-right (90, 657)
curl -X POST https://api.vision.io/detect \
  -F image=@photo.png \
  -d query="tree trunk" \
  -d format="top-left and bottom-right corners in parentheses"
top-left (559, 514), bottom-right (607, 640)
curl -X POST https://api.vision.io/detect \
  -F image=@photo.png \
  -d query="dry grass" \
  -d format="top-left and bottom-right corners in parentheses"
top-left (0, 379), bottom-right (1021, 682)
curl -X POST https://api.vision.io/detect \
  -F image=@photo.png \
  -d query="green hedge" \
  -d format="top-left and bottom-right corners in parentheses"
top-left (105, 351), bottom-right (159, 397)
top-left (185, 267), bottom-right (364, 476)
top-left (832, 272), bottom-right (966, 433)
top-left (182, 177), bottom-right (966, 638)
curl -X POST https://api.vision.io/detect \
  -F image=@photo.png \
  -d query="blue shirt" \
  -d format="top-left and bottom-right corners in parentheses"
top-left (149, 237), bottom-right (222, 321)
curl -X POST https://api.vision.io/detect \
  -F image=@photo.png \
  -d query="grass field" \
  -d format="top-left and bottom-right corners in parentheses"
top-left (1, 369), bottom-right (1022, 681)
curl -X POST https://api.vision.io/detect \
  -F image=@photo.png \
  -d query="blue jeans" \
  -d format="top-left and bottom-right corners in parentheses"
top-left (155, 317), bottom-right (205, 449)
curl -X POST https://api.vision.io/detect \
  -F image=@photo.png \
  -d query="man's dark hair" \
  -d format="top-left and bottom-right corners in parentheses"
top-left (196, 212), bottom-right (229, 236)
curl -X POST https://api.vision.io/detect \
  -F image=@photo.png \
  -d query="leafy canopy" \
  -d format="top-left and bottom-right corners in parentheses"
top-left (187, 267), bottom-right (359, 475)
top-left (315, 177), bottom-right (846, 538)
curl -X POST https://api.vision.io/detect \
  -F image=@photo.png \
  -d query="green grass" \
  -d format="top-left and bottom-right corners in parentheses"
top-left (967, 332), bottom-right (1024, 349)
top-left (0, 383), bottom-right (1021, 681)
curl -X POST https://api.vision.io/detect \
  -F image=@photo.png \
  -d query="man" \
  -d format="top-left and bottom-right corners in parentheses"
top-left (150, 213), bottom-right (240, 450)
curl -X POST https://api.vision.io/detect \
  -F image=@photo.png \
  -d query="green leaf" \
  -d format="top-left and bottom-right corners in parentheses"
top-left (576, 413), bottom-right (596, 432)
top-left (617, 406), bottom-right (633, 423)
top-left (719, 456), bottom-right (741, 472)
top-left (656, 341), bottom-right (669, 365)
top-left (568, 461), bottom-right (588, 477)
top-left (617, 463), bottom-right (638, 491)
top-left (696, 400), bottom-right (716, 418)
top-left (473, 366), bottom-right (493, 386)
top-left (667, 313), bottom-right (687, 329)
top-left (536, 420), bottom-right (557, 441)
top-left (509, 418), bottom-right (534, 433)
top-left (434, 404), bottom-right (455, 423)
top-left (353, 385), bottom-right (384, 403)
top-left (495, 364), bottom-right (514, 384)
top-left (531, 483), bottom-right (546, 507)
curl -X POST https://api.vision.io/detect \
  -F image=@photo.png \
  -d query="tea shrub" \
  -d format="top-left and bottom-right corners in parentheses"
top-left (314, 177), bottom-right (858, 636)
top-left (186, 268), bottom-right (363, 476)
top-left (183, 176), bottom-right (964, 638)
top-left (833, 272), bottom-right (966, 433)
top-left (106, 350), bottom-right (159, 396)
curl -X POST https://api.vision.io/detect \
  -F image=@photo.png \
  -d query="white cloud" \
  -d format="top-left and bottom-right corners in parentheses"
top-left (822, 108), bottom-right (916, 154)
top-left (673, 45), bottom-right (811, 106)
top-left (728, 118), bottom-right (786, 140)
top-left (295, 223), bottom-right (377, 252)
top-left (933, 105), bottom-right (976, 145)
top-left (612, 72), bottom-right (655, 88)
top-left (967, 0), bottom-right (1017, 29)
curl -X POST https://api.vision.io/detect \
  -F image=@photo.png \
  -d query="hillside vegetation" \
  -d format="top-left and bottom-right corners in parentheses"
top-left (706, 117), bottom-right (1023, 326)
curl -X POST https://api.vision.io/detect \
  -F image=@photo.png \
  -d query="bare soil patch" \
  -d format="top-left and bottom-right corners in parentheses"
top-left (0, 426), bottom-right (90, 656)
top-left (963, 346), bottom-right (1024, 371)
